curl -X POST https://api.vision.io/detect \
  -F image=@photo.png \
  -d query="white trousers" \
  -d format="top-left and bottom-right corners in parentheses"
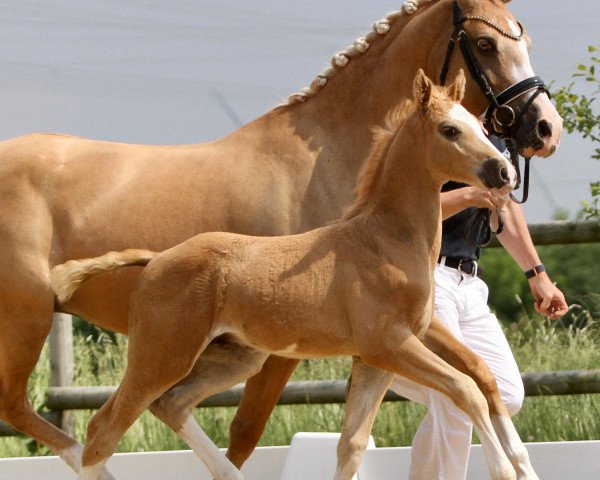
top-left (389, 264), bottom-right (524, 480)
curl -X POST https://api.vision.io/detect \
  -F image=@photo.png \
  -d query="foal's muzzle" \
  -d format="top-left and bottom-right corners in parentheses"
top-left (479, 157), bottom-right (516, 194)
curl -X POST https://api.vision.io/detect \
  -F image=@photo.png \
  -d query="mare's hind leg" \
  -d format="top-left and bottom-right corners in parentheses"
top-left (334, 357), bottom-right (393, 480)
top-left (423, 315), bottom-right (537, 479)
top-left (149, 339), bottom-right (269, 461)
top-left (226, 355), bottom-right (300, 467)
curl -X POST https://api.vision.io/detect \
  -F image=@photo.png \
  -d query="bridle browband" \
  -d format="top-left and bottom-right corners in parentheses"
top-left (439, 0), bottom-right (550, 207)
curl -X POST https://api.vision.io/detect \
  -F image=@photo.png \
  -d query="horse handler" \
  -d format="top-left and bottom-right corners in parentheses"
top-left (389, 136), bottom-right (569, 480)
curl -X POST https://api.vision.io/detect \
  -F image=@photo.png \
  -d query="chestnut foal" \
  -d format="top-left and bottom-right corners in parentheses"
top-left (52, 71), bottom-right (536, 480)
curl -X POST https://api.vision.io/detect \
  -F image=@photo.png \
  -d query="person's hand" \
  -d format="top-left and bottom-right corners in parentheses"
top-left (463, 186), bottom-right (509, 210)
top-left (528, 273), bottom-right (569, 320)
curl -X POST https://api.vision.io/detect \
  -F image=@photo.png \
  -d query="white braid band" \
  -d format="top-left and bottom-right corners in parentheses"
top-left (403, 1), bottom-right (419, 15)
top-left (285, 0), bottom-right (434, 105)
top-left (354, 37), bottom-right (370, 53)
top-left (333, 53), bottom-right (349, 67)
top-left (373, 19), bottom-right (391, 35)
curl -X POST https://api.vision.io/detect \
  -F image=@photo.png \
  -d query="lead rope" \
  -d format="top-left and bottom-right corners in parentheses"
top-left (464, 207), bottom-right (504, 247)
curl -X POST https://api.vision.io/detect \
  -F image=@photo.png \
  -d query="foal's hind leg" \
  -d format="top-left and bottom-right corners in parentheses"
top-left (80, 337), bottom-right (247, 480)
top-left (334, 357), bottom-right (393, 480)
top-left (423, 316), bottom-right (538, 480)
top-left (149, 340), bottom-right (269, 461)
top-left (80, 270), bottom-right (244, 480)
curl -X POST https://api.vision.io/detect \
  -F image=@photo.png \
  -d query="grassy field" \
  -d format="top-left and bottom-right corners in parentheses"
top-left (0, 309), bottom-right (599, 458)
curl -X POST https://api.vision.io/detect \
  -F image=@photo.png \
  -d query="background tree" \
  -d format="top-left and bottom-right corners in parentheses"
top-left (552, 45), bottom-right (600, 218)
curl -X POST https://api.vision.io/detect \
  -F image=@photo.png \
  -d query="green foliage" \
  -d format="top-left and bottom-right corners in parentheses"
top-left (479, 243), bottom-right (600, 324)
top-left (552, 45), bottom-right (600, 218)
top-left (1, 312), bottom-right (598, 457)
top-left (505, 314), bottom-right (600, 443)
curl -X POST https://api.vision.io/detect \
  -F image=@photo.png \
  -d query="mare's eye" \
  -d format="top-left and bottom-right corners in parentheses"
top-left (440, 125), bottom-right (461, 140)
top-left (477, 37), bottom-right (496, 52)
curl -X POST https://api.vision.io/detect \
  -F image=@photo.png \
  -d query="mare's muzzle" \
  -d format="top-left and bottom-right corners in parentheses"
top-left (483, 76), bottom-right (550, 154)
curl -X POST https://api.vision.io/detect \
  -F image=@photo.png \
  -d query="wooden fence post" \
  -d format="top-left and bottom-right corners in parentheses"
top-left (49, 313), bottom-right (74, 436)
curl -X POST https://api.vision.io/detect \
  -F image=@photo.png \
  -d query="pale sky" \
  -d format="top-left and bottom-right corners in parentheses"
top-left (0, 0), bottom-right (598, 222)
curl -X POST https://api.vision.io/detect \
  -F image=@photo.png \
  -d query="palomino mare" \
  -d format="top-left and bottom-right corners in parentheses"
top-left (0, 0), bottom-right (560, 476)
top-left (50, 70), bottom-right (529, 480)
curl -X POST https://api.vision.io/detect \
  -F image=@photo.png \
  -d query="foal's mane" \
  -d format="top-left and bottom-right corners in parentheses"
top-left (284, 0), bottom-right (436, 105)
top-left (341, 99), bottom-right (416, 221)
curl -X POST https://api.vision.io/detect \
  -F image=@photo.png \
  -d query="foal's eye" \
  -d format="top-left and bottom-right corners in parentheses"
top-left (477, 37), bottom-right (496, 52)
top-left (440, 125), bottom-right (461, 140)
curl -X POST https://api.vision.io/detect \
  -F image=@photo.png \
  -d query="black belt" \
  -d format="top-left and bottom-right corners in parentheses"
top-left (438, 256), bottom-right (478, 276)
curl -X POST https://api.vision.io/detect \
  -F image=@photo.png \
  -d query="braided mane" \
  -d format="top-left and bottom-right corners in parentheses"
top-left (286, 0), bottom-right (435, 105)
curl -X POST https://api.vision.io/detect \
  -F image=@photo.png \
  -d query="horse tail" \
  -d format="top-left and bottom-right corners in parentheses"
top-left (50, 249), bottom-right (157, 303)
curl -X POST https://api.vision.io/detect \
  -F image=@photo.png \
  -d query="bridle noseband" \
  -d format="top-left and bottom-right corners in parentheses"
top-left (439, 0), bottom-right (550, 206)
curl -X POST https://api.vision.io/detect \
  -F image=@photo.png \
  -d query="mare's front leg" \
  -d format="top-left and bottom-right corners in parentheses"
top-left (334, 357), bottom-right (393, 480)
top-left (226, 355), bottom-right (300, 467)
top-left (359, 325), bottom-right (517, 480)
top-left (0, 252), bottom-right (116, 478)
top-left (423, 315), bottom-right (538, 480)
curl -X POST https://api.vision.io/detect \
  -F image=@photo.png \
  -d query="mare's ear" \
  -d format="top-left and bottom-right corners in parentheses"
top-left (447, 69), bottom-right (466, 104)
top-left (413, 69), bottom-right (433, 112)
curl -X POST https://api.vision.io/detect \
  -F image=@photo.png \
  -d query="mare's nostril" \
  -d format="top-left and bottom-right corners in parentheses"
top-left (538, 119), bottom-right (552, 139)
top-left (500, 166), bottom-right (509, 183)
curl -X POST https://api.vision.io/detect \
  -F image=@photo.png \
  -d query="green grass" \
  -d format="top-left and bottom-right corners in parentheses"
top-left (0, 310), bottom-right (599, 457)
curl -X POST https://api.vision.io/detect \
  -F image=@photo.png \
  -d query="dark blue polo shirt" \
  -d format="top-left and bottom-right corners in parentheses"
top-left (439, 136), bottom-right (508, 261)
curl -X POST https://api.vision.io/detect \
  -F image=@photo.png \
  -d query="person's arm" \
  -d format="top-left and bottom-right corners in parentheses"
top-left (495, 201), bottom-right (569, 319)
top-left (441, 187), bottom-right (507, 220)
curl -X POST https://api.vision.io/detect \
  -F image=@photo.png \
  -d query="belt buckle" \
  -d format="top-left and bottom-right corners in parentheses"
top-left (458, 259), bottom-right (477, 277)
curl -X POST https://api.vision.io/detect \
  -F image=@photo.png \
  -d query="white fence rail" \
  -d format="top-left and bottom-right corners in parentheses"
top-left (1, 438), bottom-right (599, 480)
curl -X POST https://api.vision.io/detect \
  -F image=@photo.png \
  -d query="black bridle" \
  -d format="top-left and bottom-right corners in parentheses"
top-left (439, 0), bottom-right (550, 206)
top-left (438, 1), bottom-right (550, 246)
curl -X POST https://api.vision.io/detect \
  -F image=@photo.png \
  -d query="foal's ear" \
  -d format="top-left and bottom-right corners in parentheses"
top-left (413, 69), bottom-right (433, 111)
top-left (447, 69), bottom-right (466, 104)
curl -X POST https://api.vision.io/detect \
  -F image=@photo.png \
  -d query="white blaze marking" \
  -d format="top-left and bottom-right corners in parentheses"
top-left (506, 18), bottom-right (535, 81)
top-left (448, 104), bottom-right (517, 187)
top-left (449, 104), bottom-right (495, 146)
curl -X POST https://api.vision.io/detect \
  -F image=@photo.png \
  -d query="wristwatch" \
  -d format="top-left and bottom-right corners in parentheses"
top-left (524, 263), bottom-right (545, 279)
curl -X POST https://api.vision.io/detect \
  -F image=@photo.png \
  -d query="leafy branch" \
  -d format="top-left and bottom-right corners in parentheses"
top-left (552, 45), bottom-right (600, 218)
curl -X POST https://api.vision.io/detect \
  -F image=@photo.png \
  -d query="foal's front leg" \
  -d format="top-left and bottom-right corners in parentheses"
top-left (334, 357), bottom-right (393, 480)
top-left (359, 326), bottom-right (517, 480)
top-left (424, 316), bottom-right (538, 480)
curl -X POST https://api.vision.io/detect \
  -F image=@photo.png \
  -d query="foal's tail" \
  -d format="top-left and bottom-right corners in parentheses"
top-left (50, 249), bottom-right (157, 303)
